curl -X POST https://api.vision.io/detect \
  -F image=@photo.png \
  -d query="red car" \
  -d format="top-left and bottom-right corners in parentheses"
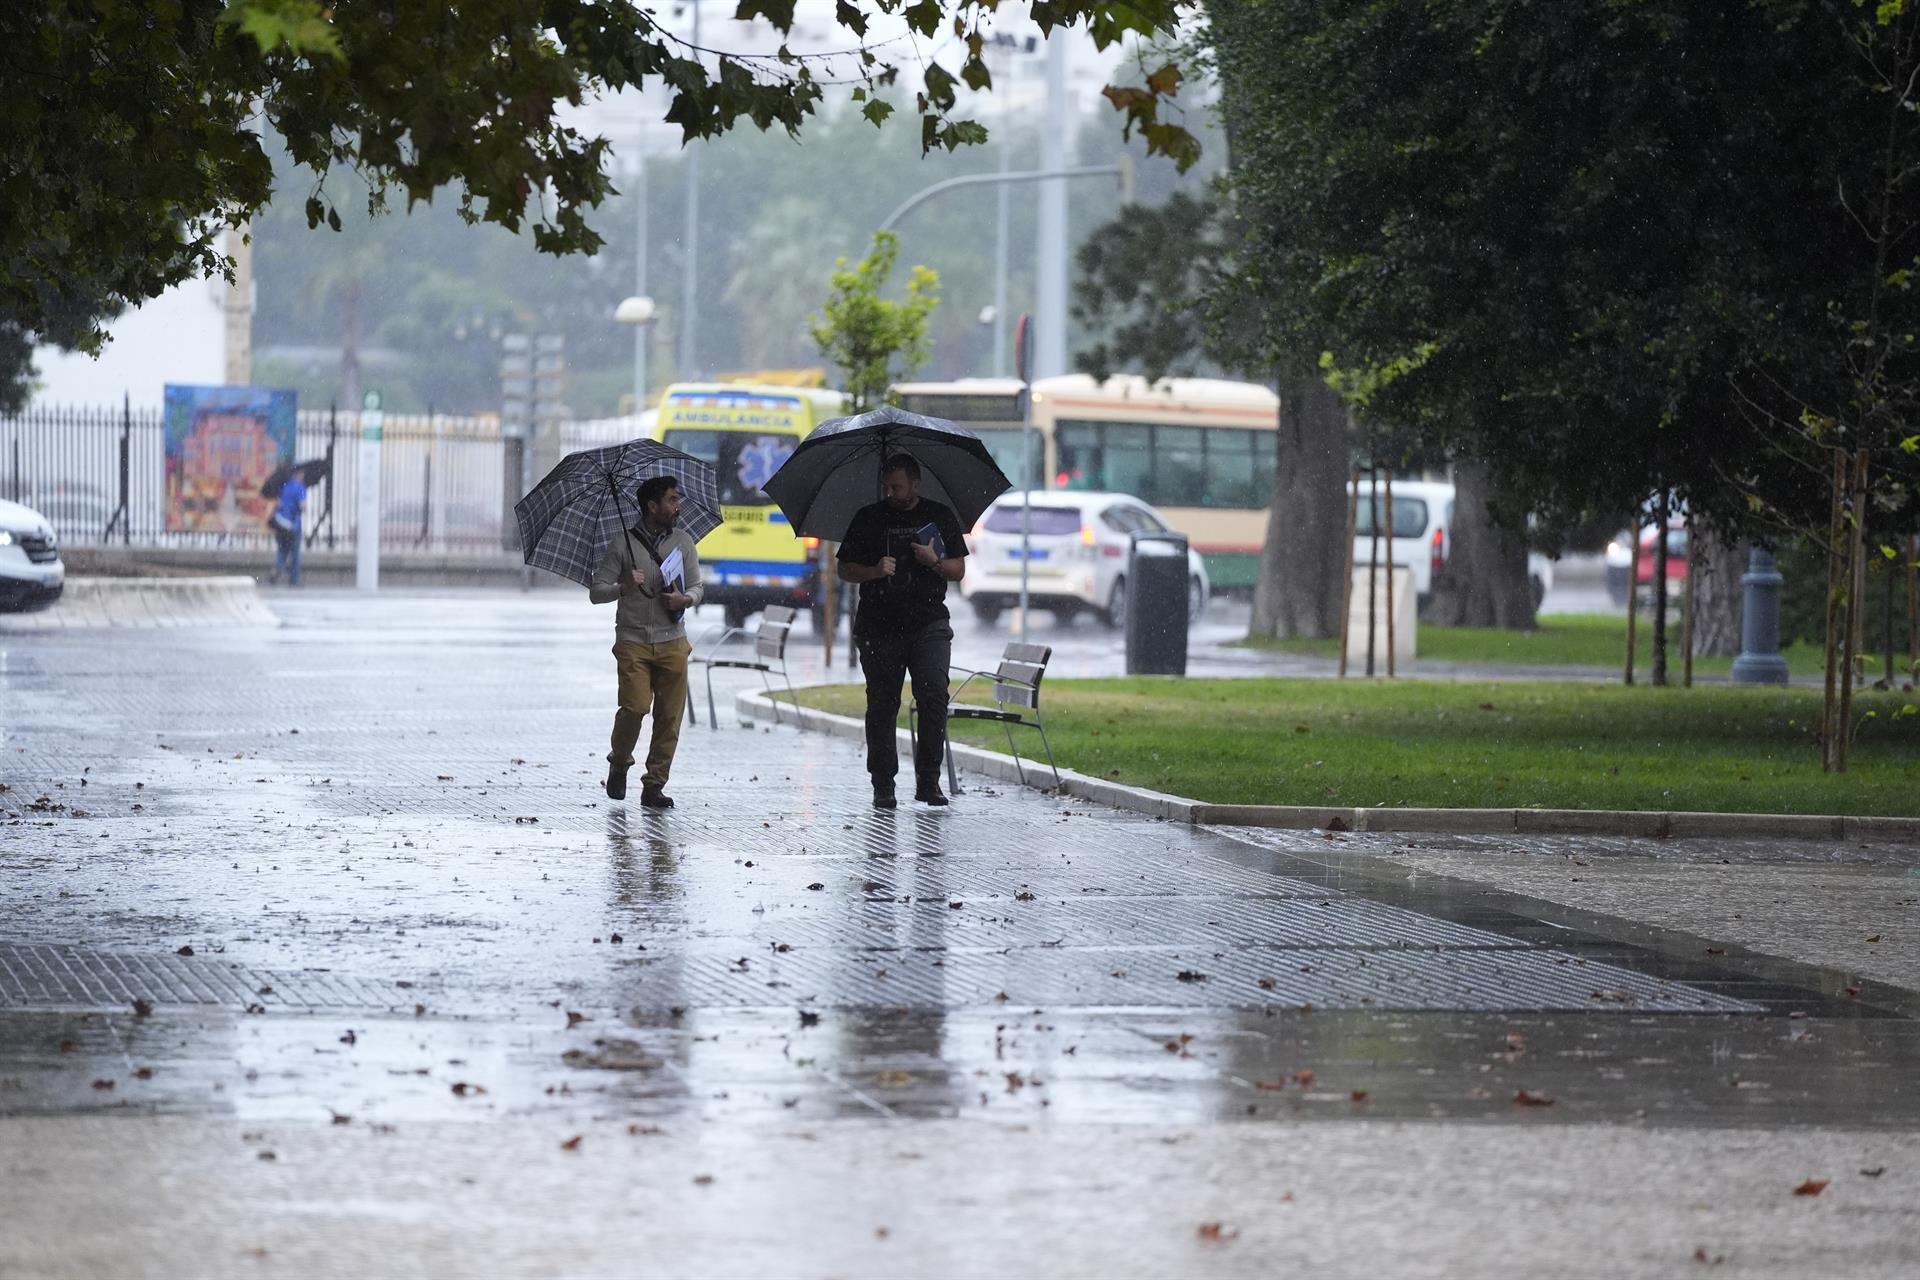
top-left (1605, 522), bottom-right (1688, 605)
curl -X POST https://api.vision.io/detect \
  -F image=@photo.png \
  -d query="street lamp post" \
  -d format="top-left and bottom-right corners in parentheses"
top-left (615, 295), bottom-right (656, 418)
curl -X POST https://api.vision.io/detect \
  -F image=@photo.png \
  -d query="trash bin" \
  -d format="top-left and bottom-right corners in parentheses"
top-left (1125, 531), bottom-right (1190, 675)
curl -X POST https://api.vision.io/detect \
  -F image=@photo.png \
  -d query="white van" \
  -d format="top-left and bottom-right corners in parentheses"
top-left (0, 497), bottom-right (65, 612)
top-left (1349, 478), bottom-right (1553, 609)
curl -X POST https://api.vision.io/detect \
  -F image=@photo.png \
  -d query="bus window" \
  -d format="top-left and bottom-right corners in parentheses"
top-left (975, 427), bottom-right (1044, 491)
top-left (1153, 427), bottom-right (1206, 506)
top-left (1200, 429), bottom-right (1255, 509)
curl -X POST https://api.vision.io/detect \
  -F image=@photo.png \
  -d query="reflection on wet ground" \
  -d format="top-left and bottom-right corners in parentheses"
top-left (2, 592), bottom-right (1916, 1136)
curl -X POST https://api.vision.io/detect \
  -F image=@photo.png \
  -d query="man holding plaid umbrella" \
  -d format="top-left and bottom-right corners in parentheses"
top-left (588, 474), bottom-right (703, 808)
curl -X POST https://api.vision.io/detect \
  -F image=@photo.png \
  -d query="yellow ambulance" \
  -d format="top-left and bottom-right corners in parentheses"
top-left (651, 382), bottom-right (845, 628)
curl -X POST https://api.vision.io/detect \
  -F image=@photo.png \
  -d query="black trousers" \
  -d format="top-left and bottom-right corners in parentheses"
top-left (857, 619), bottom-right (953, 791)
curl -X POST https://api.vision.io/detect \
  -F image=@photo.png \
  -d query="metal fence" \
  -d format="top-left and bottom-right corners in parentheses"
top-left (0, 404), bottom-right (647, 555)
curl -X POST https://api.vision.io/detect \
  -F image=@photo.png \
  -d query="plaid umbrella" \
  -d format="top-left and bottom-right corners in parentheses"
top-left (514, 439), bottom-right (722, 586)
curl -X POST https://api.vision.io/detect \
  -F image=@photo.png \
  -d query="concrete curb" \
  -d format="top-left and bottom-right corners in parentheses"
top-left (0, 576), bottom-right (277, 630)
top-left (734, 689), bottom-right (1920, 846)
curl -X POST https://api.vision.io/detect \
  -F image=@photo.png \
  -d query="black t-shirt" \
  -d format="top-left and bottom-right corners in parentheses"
top-left (838, 498), bottom-right (968, 636)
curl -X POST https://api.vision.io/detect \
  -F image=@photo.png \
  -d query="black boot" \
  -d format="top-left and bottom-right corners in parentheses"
top-left (872, 784), bottom-right (897, 809)
top-left (914, 781), bottom-right (949, 807)
top-left (640, 785), bottom-right (674, 810)
top-left (605, 759), bottom-right (629, 801)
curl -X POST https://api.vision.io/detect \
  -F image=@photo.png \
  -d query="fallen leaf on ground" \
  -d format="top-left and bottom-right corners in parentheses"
top-left (693, 1174), bottom-right (714, 1185)
top-left (1693, 1247), bottom-right (1725, 1266)
top-left (1292, 1069), bottom-right (1315, 1087)
top-left (566, 1011), bottom-right (588, 1028)
top-left (1196, 1223), bottom-right (1239, 1242)
top-left (1257, 977), bottom-right (1278, 991)
top-left (1176, 970), bottom-right (1208, 983)
top-left (1349, 1090), bottom-right (1369, 1103)
top-left (133, 1067), bottom-right (154, 1080)
top-left (450, 1082), bottom-right (487, 1097)
top-left (798, 1011), bottom-right (820, 1027)
top-left (560, 1135), bottom-right (583, 1151)
top-left (1861, 1167), bottom-right (1886, 1177)
top-left (176, 945), bottom-right (194, 957)
top-left (806, 882), bottom-right (825, 891)
top-left (1513, 1090), bottom-right (1556, 1107)
top-left (90, 1079), bottom-right (115, 1091)
top-left (1254, 1080), bottom-right (1287, 1092)
top-left (1792, 1179), bottom-right (1829, 1197)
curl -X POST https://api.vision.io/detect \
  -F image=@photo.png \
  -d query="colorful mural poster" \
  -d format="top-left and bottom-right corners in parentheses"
top-left (162, 385), bottom-right (297, 533)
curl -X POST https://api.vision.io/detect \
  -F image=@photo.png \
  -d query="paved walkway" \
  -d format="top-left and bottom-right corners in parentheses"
top-left (1, 592), bottom-right (1913, 1277)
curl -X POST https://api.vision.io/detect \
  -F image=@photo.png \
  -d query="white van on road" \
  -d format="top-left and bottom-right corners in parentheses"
top-left (0, 498), bottom-right (65, 612)
top-left (1350, 478), bottom-right (1554, 609)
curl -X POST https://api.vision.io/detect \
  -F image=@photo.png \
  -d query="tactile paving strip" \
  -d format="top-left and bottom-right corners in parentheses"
top-left (0, 943), bottom-right (416, 1012)
top-left (607, 943), bottom-right (1761, 1013)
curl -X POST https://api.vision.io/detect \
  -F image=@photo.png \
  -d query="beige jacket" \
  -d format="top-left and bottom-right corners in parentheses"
top-left (589, 524), bottom-right (705, 646)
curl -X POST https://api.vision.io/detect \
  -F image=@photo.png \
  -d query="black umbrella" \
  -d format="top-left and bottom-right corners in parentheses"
top-left (514, 439), bottom-right (722, 586)
top-left (260, 458), bottom-right (330, 500)
top-left (762, 404), bottom-right (1011, 541)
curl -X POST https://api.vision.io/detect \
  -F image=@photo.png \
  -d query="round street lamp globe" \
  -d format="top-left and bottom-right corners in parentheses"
top-left (615, 296), bottom-right (656, 326)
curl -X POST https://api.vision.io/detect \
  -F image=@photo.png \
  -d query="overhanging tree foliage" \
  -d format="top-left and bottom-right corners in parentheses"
top-left (1, 0), bottom-right (1200, 402)
top-left (1212, 0), bottom-right (1919, 653)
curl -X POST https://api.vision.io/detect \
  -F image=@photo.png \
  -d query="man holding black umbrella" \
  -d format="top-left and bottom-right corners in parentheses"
top-left (837, 453), bottom-right (968, 808)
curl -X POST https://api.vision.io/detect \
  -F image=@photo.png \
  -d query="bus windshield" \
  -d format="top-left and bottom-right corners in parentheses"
top-left (660, 429), bottom-right (797, 506)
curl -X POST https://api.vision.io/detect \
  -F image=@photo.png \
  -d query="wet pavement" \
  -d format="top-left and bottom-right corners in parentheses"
top-left (1, 590), bottom-right (1916, 1277)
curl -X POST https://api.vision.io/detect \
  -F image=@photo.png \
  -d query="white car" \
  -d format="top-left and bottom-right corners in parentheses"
top-left (961, 490), bottom-right (1210, 628)
top-left (1349, 478), bottom-right (1554, 608)
top-left (0, 497), bottom-right (65, 612)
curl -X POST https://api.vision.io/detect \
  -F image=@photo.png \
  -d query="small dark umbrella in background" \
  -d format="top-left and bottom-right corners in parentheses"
top-left (762, 404), bottom-right (1011, 541)
top-left (260, 458), bottom-right (331, 501)
top-left (514, 439), bottom-right (722, 587)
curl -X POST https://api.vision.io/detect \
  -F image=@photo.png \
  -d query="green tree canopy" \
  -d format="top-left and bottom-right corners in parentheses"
top-left (1, 0), bottom-right (1200, 405)
top-left (810, 230), bottom-right (939, 410)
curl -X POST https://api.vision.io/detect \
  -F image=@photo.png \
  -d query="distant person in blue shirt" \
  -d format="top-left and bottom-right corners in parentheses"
top-left (269, 471), bottom-right (307, 586)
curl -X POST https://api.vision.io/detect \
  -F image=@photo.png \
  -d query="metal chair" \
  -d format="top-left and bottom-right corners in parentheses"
top-left (687, 605), bottom-right (799, 728)
top-left (910, 641), bottom-right (1060, 796)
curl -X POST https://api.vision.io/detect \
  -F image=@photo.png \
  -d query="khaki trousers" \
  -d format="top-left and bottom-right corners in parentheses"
top-left (610, 637), bottom-right (691, 788)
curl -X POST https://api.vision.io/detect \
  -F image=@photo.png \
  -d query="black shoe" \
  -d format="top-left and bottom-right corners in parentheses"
top-left (605, 761), bottom-right (630, 801)
top-left (914, 785), bottom-right (949, 807)
top-left (872, 787), bottom-right (897, 809)
top-left (640, 786), bottom-right (674, 810)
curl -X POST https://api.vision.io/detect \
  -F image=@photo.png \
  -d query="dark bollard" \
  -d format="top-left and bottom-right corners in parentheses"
top-left (1731, 545), bottom-right (1790, 685)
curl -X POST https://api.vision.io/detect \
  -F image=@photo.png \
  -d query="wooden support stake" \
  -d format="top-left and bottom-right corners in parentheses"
top-left (1337, 468), bottom-right (1359, 678)
top-left (1682, 535), bottom-right (1696, 689)
top-left (1624, 510), bottom-right (1642, 685)
top-left (1384, 471), bottom-right (1396, 678)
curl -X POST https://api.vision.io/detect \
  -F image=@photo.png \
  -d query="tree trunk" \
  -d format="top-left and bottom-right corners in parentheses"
top-left (1250, 371), bottom-right (1349, 639)
top-left (1690, 526), bottom-right (1744, 657)
top-left (1422, 458), bottom-right (1536, 629)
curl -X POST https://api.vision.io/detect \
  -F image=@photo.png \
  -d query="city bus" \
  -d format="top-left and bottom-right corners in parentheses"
top-left (650, 382), bottom-right (844, 628)
top-left (891, 374), bottom-right (1279, 592)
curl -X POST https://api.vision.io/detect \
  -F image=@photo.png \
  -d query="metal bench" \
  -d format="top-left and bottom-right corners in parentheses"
top-left (910, 641), bottom-right (1060, 796)
top-left (688, 605), bottom-right (799, 729)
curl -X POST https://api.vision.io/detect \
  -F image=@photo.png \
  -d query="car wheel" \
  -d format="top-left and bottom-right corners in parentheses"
top-left (1188, 577), bottom-right (1206, 624)
top-left (971, 599), bottom-right (1002, 625)
top-left (1104, 577), bottom-right (1127, 630)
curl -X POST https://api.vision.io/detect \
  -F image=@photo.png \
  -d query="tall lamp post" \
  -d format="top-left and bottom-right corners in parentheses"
top-left (615, 295), bottom-right (656, 417)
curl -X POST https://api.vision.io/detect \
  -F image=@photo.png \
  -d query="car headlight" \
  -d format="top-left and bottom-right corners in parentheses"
top-left (0, 530), bottom-right (14, 547)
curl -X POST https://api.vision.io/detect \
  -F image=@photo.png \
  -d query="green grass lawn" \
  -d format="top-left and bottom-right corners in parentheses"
top-left (1234, 612), bottom-right (1833, 677)
top-left (796, 677), bottom-right (1920, 815)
